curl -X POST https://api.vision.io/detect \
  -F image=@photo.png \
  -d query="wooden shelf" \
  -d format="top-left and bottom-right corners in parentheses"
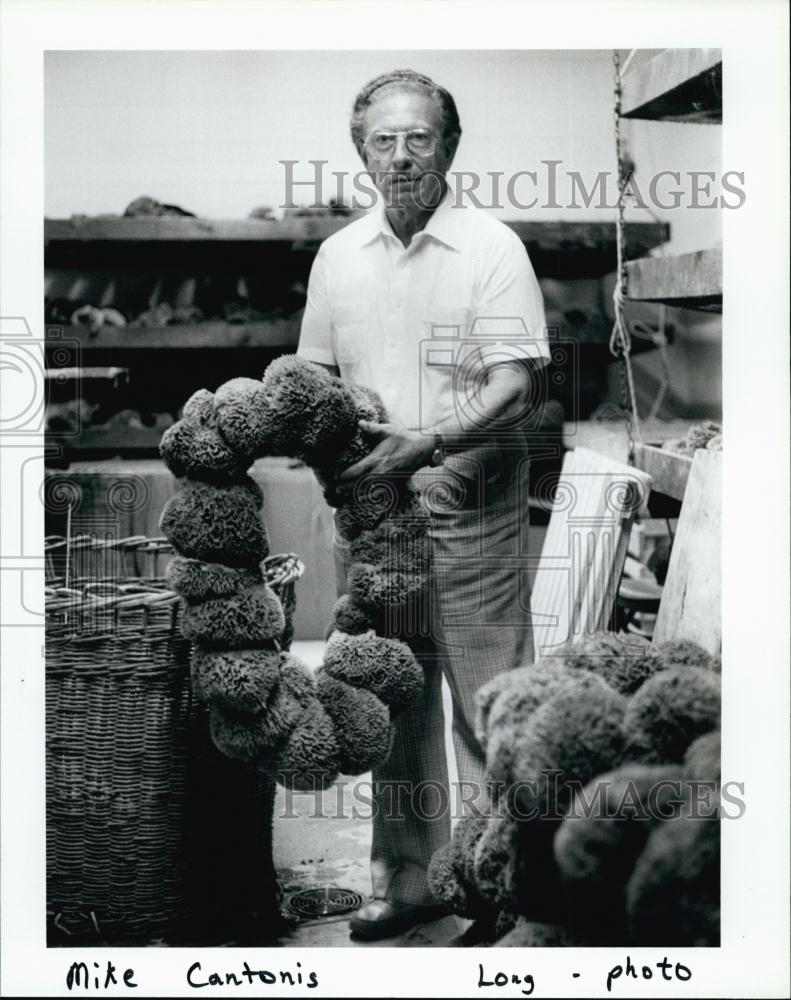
top-left (44, 320), bottom-right (300, 352)
top-left (563, 419), bottom-right (698, 462)
top-left (45, 216), bottom-right (666, 248)
top-left (621, 49), bottom-right (722, 123)
top-left (45, 317), bottom-right (642, 355)
top-left (500, 221), bottom-right (669, 259)
top-left (46, 426), bottom-right (166, 455)
top-left (44, 217), bottom-right (669, 278)
top-left (625, 247), bottom-right (722, 311)
top-left (44, 216), bottom-right (358, 244)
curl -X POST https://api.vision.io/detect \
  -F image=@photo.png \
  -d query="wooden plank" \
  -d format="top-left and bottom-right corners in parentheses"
top-left (502, 221), bottom-right (669, 258)
top-left (563, 419), bottom-right (698, 465)
top-left (44, 320), bottom-right (300, 351)
top-left (44, 216), bottom-right (358, 244)
top-left (653, 450), bottom-right (721, 654)
top-left (633, 443), bottom-right (694, 502)
top-left (621, 49), bottom-right (722, 123)
top-left (46, 317), bottom-right (619, 354)
top-left (45, 217), bottom-right (669, 256)
top-left (47, 427), bottom-right (165, 453)
top-left (531, 447), bottom-right (652, 657)
top-left (625, 247), bottom-right (722, 310)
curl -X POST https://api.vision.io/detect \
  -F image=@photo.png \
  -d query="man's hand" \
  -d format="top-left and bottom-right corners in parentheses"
top-left (334, 420), bottom-right (435, 496)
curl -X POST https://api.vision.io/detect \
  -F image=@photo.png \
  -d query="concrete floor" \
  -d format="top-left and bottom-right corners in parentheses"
top-left (271, 640), bottom-right (465, 947)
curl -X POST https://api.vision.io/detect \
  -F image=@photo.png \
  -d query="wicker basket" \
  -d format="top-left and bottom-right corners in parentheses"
top-left (45, 535), bottom-right (304, 944)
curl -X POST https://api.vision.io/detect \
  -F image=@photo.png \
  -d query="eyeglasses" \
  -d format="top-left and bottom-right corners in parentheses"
top-left (363, 129), bottom-right (439, 158)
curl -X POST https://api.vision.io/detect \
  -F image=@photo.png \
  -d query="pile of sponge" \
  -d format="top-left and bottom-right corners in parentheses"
top-left (159, 355), bottom-right (430, 788)
top-left (427, 633), bottom-right (721, 946)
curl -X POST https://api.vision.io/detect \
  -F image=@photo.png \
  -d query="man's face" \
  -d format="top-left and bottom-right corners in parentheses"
top-left (360, 89), bottom-right (458, 212)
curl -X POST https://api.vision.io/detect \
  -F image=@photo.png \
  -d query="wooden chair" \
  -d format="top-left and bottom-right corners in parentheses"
top-left (530, 446), bottom-right (653, 659)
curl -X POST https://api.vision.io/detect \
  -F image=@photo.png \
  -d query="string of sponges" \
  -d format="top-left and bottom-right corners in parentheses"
top-left (427, 635), bottom-right (721, 947)
top-left (158, 356), bottom-right (431, 789)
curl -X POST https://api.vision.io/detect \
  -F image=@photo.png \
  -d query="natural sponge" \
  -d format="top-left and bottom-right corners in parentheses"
top-left (315, 669), bottom-right (393, 774)
top-left (349, 514), bottom-right (431, 573)
top-left (260, 355), bottom-right (359, 462)
top-left (333, 480), bottom-right (416, 540)
top-left (626, 810), bottom-right (720, 946)
top-left (182, 583), bottom-right (286, 649)
top-left (160, 388), bottom-right (252, 482)
top-left (553, 763), bottom-right (684, 942)
top-left (507, 673), bottom-right (628, 818)
top-left (327, 594), bottom-right (379, 637)
top-left (208, 653), bottom-right (317, 761)
top-left (213, 376), bottom-right (275, 459)
top-left (425, 843), bottom-right (468, 916)
top-left (160, 359), bottom-right (431, 804)
top-left (275, 699), bottom-right (341, 791)
top-left (348, 562), bottom-right (427, 614)
top-left (166, 555), bottom-right (262, 602)
top-left (349, 381), bottom-right (387, 424)
top-left (683, 730), bottom-right (721, 787)
top-left (159, 478), bottom-right (268, 567)
top-left (481, 660), bottom-right (574, 763)
top-left (472, 813), bottom-right (519, 905)
top-left (549, 632), bottom-right (664, 695)
top-left (249, 654), bottom-right (319, 752)
top-left (623, 666), bottom-right (721, 764)
top-left (209, 705), bottom-right (279, 763)
top-left (426, 815), bottom-right (491, 919)
top-left (191, 646), bottom-right (283, 712)
top-left (328, 382), bottom-right (388, 472)
top-left (652, 639), bottom-right (720, 673)
top-left (474, 665), bottom-right (546, 751)
top-left (323, 630), bottom-right (423, 713)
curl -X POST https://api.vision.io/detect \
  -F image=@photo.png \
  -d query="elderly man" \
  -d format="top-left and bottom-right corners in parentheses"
top-left (296, 69), bottom-right (549, 940)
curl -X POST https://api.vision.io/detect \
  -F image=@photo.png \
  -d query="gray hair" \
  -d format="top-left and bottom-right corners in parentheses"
top-left (350, 69), bottom-right (462, 154)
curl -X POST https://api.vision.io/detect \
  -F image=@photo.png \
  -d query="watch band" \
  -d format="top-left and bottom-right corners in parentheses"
top-left (430, 430), bottom-right (445, 467)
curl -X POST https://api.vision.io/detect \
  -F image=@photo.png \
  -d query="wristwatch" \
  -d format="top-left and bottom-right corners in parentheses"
top-left (429, 430), bottom-right (445, 467)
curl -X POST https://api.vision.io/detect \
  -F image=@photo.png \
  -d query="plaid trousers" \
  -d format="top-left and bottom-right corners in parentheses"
top-left (333, 454), bottom-right (534, 906)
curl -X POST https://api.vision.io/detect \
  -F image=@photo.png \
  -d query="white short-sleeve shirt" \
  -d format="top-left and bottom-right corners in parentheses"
top-left (297, 190), bottom-right (549, 436)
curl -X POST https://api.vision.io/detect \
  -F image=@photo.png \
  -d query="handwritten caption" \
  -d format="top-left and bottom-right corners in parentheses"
top-left (64, 955), bottom-right (693, 995)
top-left (476, 957), bottom-right (693, 996)
top-left (65, 959), bottom-right (318, 992)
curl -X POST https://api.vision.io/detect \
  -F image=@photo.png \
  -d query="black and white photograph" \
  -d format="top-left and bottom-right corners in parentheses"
top-left (1, 2), bottom-right (789, 997)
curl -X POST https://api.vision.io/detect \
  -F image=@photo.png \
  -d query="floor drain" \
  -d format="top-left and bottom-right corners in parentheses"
top-left (284, 887), bottom-right (366, 920)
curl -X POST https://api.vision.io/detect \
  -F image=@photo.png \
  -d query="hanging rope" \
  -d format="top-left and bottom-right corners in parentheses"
top-left (630, 310), bottom-right (670, 420)
top-left (611, 50), bottom-right (642, 454)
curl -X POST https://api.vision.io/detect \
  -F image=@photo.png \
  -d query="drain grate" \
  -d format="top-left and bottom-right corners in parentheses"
top-left (284, 887), bottom-right (366, 920)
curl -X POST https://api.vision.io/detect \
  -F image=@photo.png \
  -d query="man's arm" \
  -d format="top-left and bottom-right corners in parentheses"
top-left (296, 246), bottom-right (339, 371)
top-left (334, 358), bottom-right (537, 495)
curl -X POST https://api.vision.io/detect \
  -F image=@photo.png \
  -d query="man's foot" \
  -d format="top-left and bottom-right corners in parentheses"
top-left (349, 898), bottom-right (450, 940)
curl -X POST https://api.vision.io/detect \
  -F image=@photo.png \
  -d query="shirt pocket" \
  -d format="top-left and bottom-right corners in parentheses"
top-left (330, 306), bottom-right (368, 368)
top-left (420, 308), bottom-right (472, 368)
